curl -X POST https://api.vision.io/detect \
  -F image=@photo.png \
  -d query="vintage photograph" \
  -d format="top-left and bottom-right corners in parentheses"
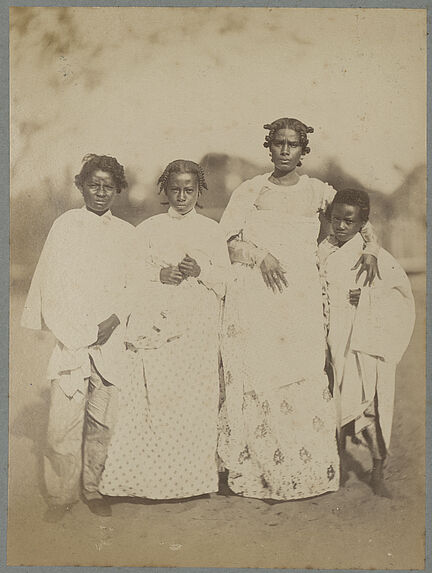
top-left (8, 6), bottom-right (426, 568)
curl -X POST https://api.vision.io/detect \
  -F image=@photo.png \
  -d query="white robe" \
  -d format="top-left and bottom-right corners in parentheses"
top-left (21, 207), bottom-right (134, 396)
top-left (318, 233), bottom-right (415, 450)
top-left (218, 174), bottom-right (341, 500)
top-left (99, 208), bottom-right (231, 499)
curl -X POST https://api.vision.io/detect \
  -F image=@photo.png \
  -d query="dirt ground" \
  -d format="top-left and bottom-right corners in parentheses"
top-left (7, 274), bottom-right (426, 569)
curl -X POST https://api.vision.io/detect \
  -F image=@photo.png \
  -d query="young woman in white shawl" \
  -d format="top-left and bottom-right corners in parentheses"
top-left (99, 160), bottom-right (231, 500)
top-left (318, 189), bottom-right (415, 497)
top-left (218, 117), bottom-right (381, 501)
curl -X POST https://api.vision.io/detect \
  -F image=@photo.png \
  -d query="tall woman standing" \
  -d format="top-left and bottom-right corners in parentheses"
top-left (218, 118), bottom-right (379, 501)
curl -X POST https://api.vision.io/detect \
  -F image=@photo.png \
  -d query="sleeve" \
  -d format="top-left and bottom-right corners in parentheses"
top-left (227, 238), bottom-right (268, 267)
top-left (360, 221), bottom-right (380, 258)
top-left (317, 180), bottom-right (337, 212)
top-left (220, 180), bottom-right (269, 267)
top-left (219, 180), bottom-right (258, 242)
top-left (36, 221), bottom-right (99, 350)
top-left (196, 225), bottom-right (232, 298)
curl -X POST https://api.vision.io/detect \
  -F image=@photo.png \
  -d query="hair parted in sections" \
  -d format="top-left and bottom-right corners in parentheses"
top-left (263, 117), bottom-right (314, 166)
top-left (157, 159), bottom-right (208, 195)
top-left (327, 188), bottom-right (371, 222)
top-left (74, 154), bottom-right (128, 193)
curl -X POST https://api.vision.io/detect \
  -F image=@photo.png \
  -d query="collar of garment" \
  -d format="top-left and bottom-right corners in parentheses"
top-left (266, 172), bottom-right (303, 187)
top-left (81, 205), bottom-right (113, 223)
top-left (328, 231), bottom-right (364, 252)
top-left (167, 206), bottom-right (197, 220)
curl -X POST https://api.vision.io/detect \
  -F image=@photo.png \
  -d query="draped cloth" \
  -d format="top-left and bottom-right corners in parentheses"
top-left (21, 207), bottom-right (133, 395)
top-left (218, 174), bottom-right (340, 500)
top-left (318, 233), bottom-right (415, 451)
top-left (100, 208), bottom-right (231, 499)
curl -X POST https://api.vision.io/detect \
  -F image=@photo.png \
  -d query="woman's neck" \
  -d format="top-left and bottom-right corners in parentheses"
top-left (269, 168), bottom-right (300, 186)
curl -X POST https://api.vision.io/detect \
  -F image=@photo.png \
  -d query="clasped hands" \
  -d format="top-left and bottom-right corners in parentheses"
top-left (160, 254), bottom-right (201, 286)
top-left (91, 255), bottom-right (203, 347)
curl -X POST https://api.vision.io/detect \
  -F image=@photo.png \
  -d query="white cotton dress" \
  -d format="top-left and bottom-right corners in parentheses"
top-left (99, 208), bottom-right (230, 499)
top-left (218, 173), bottom-right (340, 500)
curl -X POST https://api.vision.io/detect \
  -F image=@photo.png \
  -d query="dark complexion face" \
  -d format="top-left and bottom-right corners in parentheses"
top-left (269, 128), bottom-right (303, 175)
top-left (165, 172), bottom-right (199, 215)
top-left (80, 169), bottom-right (118, 215)
top-left (330, 203), bottom-right (364, 243)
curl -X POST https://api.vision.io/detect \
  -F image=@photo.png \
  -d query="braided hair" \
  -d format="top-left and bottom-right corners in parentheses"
top-left (327, 188), bottom-right (370, 222)
top-left (74, 154), bottom-right (128, 193)
top-left (158, 159), bottom-right (208, 195)
top-left (263, 117), bottom-right (314, 167)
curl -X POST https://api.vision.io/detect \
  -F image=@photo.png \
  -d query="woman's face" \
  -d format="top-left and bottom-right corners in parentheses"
top-left (165, 172), bottom-right (199, 215)
top-left (269, 128), bottom-right (303, 174)
top-left (80, 169), bottom-right (118, 215)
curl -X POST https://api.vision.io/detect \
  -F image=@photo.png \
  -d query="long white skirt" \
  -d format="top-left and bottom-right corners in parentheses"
top-left (218, 264), bottom-right (339, 500)
top-left (100, 296), bottom-right (221, 500)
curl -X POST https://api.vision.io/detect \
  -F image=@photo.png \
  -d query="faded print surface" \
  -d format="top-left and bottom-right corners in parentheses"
top-left (9, 7), bottom-right (426, 568)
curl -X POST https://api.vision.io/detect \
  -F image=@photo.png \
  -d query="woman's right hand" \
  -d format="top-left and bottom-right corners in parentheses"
top-left (160, 266), bottom-right (184, 286)
top-left (260, 253), bottom-right (288, 293)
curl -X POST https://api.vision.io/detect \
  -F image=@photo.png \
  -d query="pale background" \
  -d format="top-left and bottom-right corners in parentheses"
top-left (8, 6), bottom-right (427, 568)
top-left (10, 7), bottom-right (426, 279)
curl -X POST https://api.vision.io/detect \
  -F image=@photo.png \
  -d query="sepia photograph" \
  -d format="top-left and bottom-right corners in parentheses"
top-left (8, 6), bottom-right (427, 568)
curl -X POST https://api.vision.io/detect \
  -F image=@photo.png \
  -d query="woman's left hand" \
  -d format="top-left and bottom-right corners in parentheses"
top-left (179, 254), bottom-right (201, 278)
top-left (260, 253), bottom-right (288, 293)
top-left (352, 254), bottom-right (381, 286)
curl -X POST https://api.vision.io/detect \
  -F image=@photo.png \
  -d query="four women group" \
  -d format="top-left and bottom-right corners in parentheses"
top-left (23, 117), bottom-right (386, 521)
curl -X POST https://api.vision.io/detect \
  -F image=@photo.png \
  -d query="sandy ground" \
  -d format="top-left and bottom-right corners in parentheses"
top-left (7, 274), bottom-right (426, 569)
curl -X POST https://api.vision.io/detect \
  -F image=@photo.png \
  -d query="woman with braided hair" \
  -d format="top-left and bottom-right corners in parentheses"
top-left (218, 117), bottom-right (380, 500)
top-left (99, 159), bottom-right (231, 499)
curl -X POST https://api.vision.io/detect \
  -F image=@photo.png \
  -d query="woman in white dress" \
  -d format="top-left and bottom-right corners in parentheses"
top-left (218, 117), bottom-right (380, 501)
top-left (99, 160), bottom-right (230, 500)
